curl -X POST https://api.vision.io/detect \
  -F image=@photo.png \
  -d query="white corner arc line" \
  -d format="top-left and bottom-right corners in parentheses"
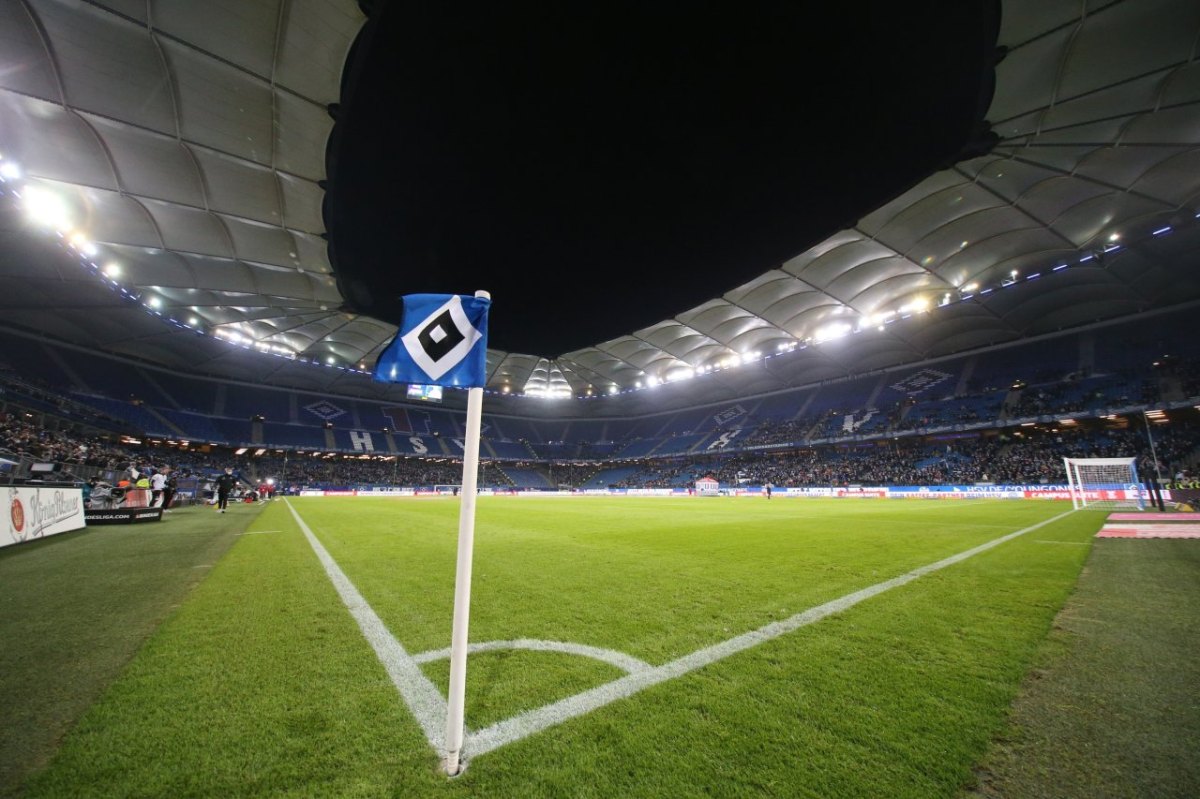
top-left (464, 508), bottom-right (1077, 759)
top-left (413, 639), bottom-right (653, 675)
top-left (285, 500), bottom-right (448, 751)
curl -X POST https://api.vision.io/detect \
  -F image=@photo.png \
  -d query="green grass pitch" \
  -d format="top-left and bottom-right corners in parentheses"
top-left (15, 498), bottom-right (1106, 797)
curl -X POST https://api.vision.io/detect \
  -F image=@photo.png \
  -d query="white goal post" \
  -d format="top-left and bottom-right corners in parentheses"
top-left (1062, 457), bottom-right (1146, 511)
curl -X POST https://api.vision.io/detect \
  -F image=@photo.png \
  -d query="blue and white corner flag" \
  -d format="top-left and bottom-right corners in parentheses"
top-left (374, 294), bottom-right (490, 387)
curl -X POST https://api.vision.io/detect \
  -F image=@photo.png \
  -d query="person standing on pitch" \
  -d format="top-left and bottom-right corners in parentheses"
top-left (215, 466), bottom-right (236, 513)
top-left (161, 466), bottom-right (177, 512)
top-left (150, 466), bottom-right (167, 508)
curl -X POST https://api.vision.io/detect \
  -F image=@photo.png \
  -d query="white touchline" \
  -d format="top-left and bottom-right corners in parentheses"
top-left (285, 500), bottom-right (448, 751)
top-left (464, 508), bottom-right (1077, 759)
top-left (287, 499), bottom-right (1076, 766)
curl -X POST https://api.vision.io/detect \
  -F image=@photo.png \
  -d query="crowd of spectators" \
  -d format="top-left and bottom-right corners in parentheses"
top-left (610, 422), bottom-right (1199, 489)
top-left (4, 374), bottom-right (1198, 493)
top-left (540, 462), bottom-right (596, 487)
top-left (1, 410), bottom-right (134, 470)
top-left (244, 454), bottom-right (475, 489)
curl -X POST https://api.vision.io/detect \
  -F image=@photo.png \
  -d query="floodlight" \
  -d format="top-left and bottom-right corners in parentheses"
top-left (23, 186), bottom-right (72, 229)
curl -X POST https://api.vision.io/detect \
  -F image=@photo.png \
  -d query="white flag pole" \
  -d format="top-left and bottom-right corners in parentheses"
top-left (444, 289), bottom-right (489, 775)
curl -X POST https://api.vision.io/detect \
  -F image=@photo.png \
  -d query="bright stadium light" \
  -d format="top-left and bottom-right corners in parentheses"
top-left (814, 321), bottom-right (852, 343)
top-left (23, 185), bottom-right (72, 230)
top-left (146, 295), bottom-right (161, 309)
top-left (103, 262), bottom-right (121, 278)
top-left (188, 316), bottom-right (199, 325)
top-left (0, 160), bottom-right (21, 181)
top-left (68, 234), bottom-right (98, 257)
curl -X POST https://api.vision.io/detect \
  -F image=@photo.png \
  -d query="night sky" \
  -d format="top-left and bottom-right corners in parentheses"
top-left (325, 1), bottom-right (1000, 355)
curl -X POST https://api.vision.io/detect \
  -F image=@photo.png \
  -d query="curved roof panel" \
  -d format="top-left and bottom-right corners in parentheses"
top-left (0, 0), bottom-right (1197, 404)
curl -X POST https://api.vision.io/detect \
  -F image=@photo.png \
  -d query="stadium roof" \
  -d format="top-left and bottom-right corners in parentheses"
top-left (1, 0), bottom-right (1199, 404)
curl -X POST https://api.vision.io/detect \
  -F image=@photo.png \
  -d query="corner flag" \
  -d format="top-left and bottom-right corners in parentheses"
top-left (373, 294), bottom-right (490, 387)
top-left (373, 291), bottom-right (491, 776)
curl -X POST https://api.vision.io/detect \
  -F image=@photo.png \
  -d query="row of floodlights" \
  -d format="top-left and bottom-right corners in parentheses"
top-left (0, 153), bottom-right (365, 375)
top-left (4, 151), bottom-right (1195, 401)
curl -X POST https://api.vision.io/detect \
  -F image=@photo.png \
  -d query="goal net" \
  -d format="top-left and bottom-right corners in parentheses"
top-left (1062, 457), bottom-right (1145, 511)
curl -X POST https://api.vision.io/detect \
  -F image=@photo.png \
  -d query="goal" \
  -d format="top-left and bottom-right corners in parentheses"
top-left (1062, 457), bottom-right (1146, 510)
top-left (433, 484), bottom-right (463, 496)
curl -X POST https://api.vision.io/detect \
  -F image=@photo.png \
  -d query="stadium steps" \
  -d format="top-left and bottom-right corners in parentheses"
top-left (803, 411), bottom-right (833, 442)
top-left (143, 406), bottom-right (188, 438)
top-left (136, 368), bottom-right (182, 410)
top-left (43, 344), bottom-right (88, 393)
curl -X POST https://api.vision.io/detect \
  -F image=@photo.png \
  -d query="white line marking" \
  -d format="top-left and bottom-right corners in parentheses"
top-left (1033, 540), bottom-right (1090, 545)
top-left (464, 508), bottom-right (1077, 759)
top-left (285, 500), bottom-right (448, 751)
top-left (413, 639), bottom-right (653, 674)
top-left (240, 530), bottom-right (283, 535)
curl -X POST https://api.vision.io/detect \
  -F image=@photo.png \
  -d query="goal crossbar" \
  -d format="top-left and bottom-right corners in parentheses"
top-left (1063, 456), bottom-right (1145, 511)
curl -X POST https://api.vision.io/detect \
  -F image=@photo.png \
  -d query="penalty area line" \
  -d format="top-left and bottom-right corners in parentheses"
top-left (465, 507), bottom-right (1077, 759)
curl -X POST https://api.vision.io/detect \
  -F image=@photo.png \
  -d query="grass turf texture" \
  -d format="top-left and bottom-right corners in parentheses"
top-left (969, 537), bottom-right (1200, 799)
top-left (20, 498), bottom-right (1105, 797)
top-left (0, 502), bottom-right (258, 797)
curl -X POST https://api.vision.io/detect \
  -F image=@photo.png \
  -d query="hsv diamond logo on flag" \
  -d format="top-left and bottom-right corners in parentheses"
top-left (374, 294), bottom-right (490, 387)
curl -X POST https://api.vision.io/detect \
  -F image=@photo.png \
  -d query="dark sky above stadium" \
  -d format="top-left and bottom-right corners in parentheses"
top-left (325, 1), bottom-right (1000, 355)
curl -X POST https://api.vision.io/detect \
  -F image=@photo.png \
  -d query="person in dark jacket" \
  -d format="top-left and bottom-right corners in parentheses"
top-left (215, 466), bottom-right (236, 513)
